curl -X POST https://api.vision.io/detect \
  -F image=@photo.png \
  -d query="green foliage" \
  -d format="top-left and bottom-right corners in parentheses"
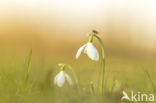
top-left (0, 50), bottom-right (155, 103)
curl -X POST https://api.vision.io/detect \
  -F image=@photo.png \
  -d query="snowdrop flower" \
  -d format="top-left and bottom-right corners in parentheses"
top-left (54, 67), bottom-right (73, 87)
top-left (76, 42), bottom-right (99, 61)
top-left (76, 30), bottom-right (106, 94)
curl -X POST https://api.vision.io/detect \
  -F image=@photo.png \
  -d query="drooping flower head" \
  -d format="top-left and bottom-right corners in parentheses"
top-left (54, 64), bottom-right (73, 87)
top-left (75, 30), bottom-right (106, 94)
top-left (76, 31), bottom-right (99, 61)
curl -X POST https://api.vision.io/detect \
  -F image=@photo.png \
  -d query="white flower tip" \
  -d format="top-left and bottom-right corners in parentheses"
top-left (54, 71), bottom-right (73, 87)
top-left (76, 44), bottom-right (87, 59)
top-left (54, 71), bottom-right (65, 87)
top-left (85, 43), bottom-right (99, 61)
top-left (90, 57), bottom-right (99, 61)
top-left (75, 54), bottom-right (79, 59)
top-left (65, 73), bottom-right (73, 86)
top-left (94, 57), bottom-right (99, 61)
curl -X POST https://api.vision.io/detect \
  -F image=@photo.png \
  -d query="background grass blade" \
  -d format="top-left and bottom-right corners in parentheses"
top-left (143, 69), bottom-right (156, 91)
top-left (25, 49), bottom-right (32, 83)
top-left (90, 81), bottom-right (95, 95)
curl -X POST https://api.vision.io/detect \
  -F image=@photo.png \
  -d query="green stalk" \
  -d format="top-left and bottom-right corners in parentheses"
top-left (25, 49), bottom-right (32, 83)
top-left (66, 64), bottom-right (81, 94)
top-left (66, 64), bottom-right (79, 86)
top-left (93, 34), bottom-right (105, 95)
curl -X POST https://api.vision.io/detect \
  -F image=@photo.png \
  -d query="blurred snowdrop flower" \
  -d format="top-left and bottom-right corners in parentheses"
top-left (54, 70), bottom-right (73, 87)
top-left (76, 42), bottom-right (99, 61)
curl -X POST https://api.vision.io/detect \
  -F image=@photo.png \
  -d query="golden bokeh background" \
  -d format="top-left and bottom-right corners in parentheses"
top-left (0, 0), bottom-right (156, 58)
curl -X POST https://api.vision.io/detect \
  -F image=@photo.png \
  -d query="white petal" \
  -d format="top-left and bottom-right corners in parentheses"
top-left (54, 74), bottom-right (59, 85)
top-left (76, 44), bottom-right (87, 59)
top-left (85, 43), bottom-right (99, 61)
top-left (55, 71), bottom-right (65, 87)
top-left (64, 72), bottom-right (73, 86)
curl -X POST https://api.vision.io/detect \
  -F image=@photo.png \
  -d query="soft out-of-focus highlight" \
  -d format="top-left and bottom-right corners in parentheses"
top-left (0, 0), bottom-right (156, 55)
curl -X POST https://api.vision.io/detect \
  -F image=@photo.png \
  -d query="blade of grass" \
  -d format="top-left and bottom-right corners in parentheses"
top-left (25, 49), bottom-right (32, 83)
top-left (90, 81), bottom-right (95, 95)
top-left (111, 80), bottom-right (120, 93)
top-left (143, 68), bottom-right (156, 91)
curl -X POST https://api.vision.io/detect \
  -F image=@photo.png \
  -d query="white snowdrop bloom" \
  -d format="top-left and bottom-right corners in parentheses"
top-left (54, 71), bottom-right (73, 87)
top-left (76, 42), bottom-right (99, 61)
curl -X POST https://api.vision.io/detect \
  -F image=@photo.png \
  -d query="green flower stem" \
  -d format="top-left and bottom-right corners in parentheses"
top-left (66, 64), bottom-right (81, 94)
top-left (89, 34), bottom-right (94, 42)
top-left (93, 34), bottom-right (105, 95)
top-left (60, 66), bottom-right (65, 71)
top-left (66, 65), bottom-right (79, 87)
